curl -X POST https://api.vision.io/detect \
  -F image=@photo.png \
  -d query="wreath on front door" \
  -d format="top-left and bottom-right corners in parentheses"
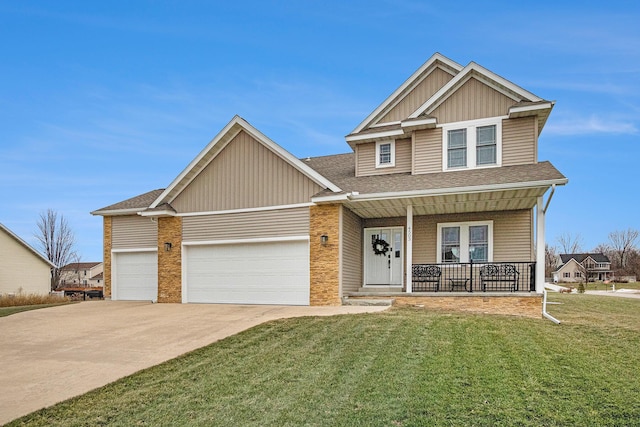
top-left (372, 238), bottom-right (390, 256)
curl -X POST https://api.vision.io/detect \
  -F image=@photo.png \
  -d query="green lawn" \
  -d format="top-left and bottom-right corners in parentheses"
top-left (9, 294), bottom-right (640, 426)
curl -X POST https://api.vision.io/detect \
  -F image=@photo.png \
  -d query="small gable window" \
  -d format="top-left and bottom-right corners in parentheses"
top-left (376, 140), bottom-right (395, 168)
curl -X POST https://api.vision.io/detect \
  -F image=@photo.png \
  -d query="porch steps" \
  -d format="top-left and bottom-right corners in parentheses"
top-left (342, 297), bottom-right (394, 307)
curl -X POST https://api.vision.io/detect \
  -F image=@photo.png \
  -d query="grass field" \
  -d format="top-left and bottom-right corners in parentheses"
top-left (8, 294), bottom-right (640, 426)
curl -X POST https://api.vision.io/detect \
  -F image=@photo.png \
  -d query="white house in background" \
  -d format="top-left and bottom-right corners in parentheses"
top-left (554, 253), bottom-right (612, 283)
top-left (0, 223), bottom-right (55, 295)
top-left (59, 262), bottom-right (104, 287)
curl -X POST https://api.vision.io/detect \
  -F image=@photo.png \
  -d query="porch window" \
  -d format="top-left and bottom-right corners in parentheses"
top-left (437, 221), bottom-right (493, 263)
top-left (376, 140), bottom-right (395, 168)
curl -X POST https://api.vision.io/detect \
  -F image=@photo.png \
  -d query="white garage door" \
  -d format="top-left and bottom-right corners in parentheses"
top-left (113, 251), bottom-right (158, 301)
top-left (185, 240), bottom-right (309, 305)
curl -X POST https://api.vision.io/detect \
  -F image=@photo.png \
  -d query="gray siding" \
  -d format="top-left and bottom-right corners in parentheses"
top-left (182, 207), bottom-right (310, 242)
top-left (356, 138), bottom-right (411, 177)
top-left (112, 215), bottom-right (157, 249)
top-left (431, 77), bottom-right (517, 124)
top-left (172, 130), bottom-right (323, 213)
top-left (412, 210), bottom-right (533, 263)
top-left (502, 116), bottom-right (537, 166)
top-left (341, 206), bottom-right (363, 293)
top-left (378, 67), bottom-right (454, 124)
top-left (413, 128), bottom-right (442, 174)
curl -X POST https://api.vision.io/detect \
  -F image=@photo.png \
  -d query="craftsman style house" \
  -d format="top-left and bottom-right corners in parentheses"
top-left (92, 53), bottom-right (567, 314)
top-left (554, 253), bottom-right (611, 283)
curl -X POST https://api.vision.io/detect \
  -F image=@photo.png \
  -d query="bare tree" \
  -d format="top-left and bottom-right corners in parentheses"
top-left (556, 232), bottom-right (583, 254)
top-left (608, 228), bottom-right (639, 269)
top-left (35, 209), bottom-right (76, 291)
top-left (544, 244), bottom-right (559, 278)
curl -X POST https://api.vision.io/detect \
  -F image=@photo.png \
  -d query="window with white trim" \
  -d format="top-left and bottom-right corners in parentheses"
top-left (563, 272), bottom-right (571, 278)
top-left (442, 118), bottom-right (502, 171)
top-left (375, 140), bottom-right (395, 168)
top-left (437, 221), bottom-right (493, 263)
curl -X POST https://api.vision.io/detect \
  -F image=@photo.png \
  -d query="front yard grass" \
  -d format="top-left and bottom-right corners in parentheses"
top-left (0, 303), bottom-right (71, 318)
top-left (9, 294), bottom-right (640, 426)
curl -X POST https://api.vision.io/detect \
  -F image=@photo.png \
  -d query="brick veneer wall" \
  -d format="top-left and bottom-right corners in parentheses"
top-left (354, 295), bottom-right (543, 318)
top-left (157, 216), bottom-right (182, 303)
top-left (103, 216), bottom-right (112, 298)
top-left (309, 204), bottom-right (341, 306)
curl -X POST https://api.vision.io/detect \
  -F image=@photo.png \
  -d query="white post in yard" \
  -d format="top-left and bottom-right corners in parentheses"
top-left (406, 204), bottom-right (413, 293)
top-left (536, 196), bottom-right (545, 293)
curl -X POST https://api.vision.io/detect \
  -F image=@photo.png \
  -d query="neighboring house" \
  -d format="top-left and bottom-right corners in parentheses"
top-left (59, 262), bottom-right (104, 287)
top-left (92, 53), bottom-right (567, 313)
top-left (554, 253), bottom-right (611, 283)
top-left (0, 222), bottom-right (55, 295)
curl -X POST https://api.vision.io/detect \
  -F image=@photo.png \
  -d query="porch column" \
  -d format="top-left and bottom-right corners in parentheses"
top-left (536, 196), bottom-right (545, 293)
top-left (406, 204), bottom-right (413, 293)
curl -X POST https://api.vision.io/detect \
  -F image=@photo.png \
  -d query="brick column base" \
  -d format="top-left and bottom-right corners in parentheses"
top-left (309, 204), bottom-right (341, 306)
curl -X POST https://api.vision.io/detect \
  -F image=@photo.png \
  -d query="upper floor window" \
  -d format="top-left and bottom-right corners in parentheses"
top-left (376, 140), bottom-right (395, 168)
top-left (442, 118), bottom-right (502, 171)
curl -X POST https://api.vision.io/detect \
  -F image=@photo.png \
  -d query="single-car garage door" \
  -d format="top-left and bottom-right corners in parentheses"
top-left (184, 240), bottom-right (309, 305)
top-left (112, 251), bottom-right (158, 301)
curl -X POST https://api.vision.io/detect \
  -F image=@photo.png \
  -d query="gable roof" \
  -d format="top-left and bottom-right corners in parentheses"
top-left (61, 262), bottom-right (102, 271)
top-left (560, 253), bottom-right (611, 264)
top-left (148, 115), bottom-right (341, 209)
top-left (348, 53), bottom-right (553, 143)
top-left (351, 53), bottom-right (463, 135)
top-left (0, 222), bottom-right (56, 268)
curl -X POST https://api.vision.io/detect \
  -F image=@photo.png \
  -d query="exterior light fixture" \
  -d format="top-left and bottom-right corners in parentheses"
top-left (320, 235), bottom-right (329, 246)
top-left (164, 242), bottom-right (172, 252)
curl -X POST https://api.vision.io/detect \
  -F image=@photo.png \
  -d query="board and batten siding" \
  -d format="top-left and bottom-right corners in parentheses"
top-left (182, 207), bottom-right (309, 242)
top-left (356, 138), bottom-right (411, 177)
top-left (413, 128), bottom-right (443, 175)
top-left (377, 67), bottom-right (454, 124)
top-left (171, 131), bottom-right (323, 213)
top-left (431, 77), bottom-right (517, 124)
top-left (502, 116), bottom-right (537, 166)
top-left (112, 215), bottom-right (158, 249)
top-left (411, 210), bottom-right (533, 264)
top-left (340, 206), bottom-right (363, 293)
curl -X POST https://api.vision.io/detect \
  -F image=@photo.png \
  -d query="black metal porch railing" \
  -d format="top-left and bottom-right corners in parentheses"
top-left (411, 261), bottom-right (536, 292)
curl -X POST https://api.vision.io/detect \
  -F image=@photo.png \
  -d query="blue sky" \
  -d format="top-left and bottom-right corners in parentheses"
top-left (1, 1), bottom-right (639, 262)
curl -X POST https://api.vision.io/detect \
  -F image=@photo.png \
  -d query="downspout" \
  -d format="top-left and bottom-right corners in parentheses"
top-left (542, 289), bottom-right (561, 324)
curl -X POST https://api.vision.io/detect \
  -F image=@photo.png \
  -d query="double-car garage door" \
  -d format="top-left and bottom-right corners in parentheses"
top-left (111, 240), bottom-right (309, 305)
top-left (184, 240), bottom-right (309, 305)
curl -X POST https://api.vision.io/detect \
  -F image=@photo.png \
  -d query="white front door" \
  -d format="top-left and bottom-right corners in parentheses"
top-left (364, 228), bottom-right (403, 286)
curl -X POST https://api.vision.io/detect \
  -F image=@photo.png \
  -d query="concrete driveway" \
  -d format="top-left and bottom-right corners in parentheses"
top-left (0, 300), bottom-right (387, 424)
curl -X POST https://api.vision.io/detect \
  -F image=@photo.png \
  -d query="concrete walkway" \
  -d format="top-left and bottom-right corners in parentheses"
top-left (585, 289), bottom-right (640, 299)
top-left (0, 301), bottom-right (388, 424)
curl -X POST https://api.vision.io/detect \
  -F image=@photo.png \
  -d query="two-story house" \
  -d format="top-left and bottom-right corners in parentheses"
top-left (59, 262), bottom-right (104, 287)
top-left (92, 53), bottom-right (567, 316)
top-left (554, 253), bottom-right (611, 283)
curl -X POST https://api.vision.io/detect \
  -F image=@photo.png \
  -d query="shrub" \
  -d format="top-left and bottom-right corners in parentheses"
top-left (0, 292), bottom-right (69, 307)
top-left (577, 282), bottom-right (586, 293)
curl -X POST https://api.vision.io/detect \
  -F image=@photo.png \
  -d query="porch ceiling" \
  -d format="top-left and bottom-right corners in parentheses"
top-left (345, 187), bottom-right (547, 218)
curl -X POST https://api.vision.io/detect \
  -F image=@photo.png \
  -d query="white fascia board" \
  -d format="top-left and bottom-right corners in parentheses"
top-left (90, 207), bottom-right (143, 216)
top-left (150, 116), bottom-right (341, 209)
top-left (311, 193), bottom-right (350, 203)
top-left (400, 117), bottom-right (437, 129)
top-left (0, 223), bottom-right (57, 268)
top-left (409, 62), bottom-right (543, 119)
top-left (509, 102), bottom-right (553, 116)
top-left (347, 178), bottom-right (568, 202)
top-left (177, 202), bottom-right (314, 217)
top-left (183, 235), bottom-right (309, 246)
top-left (345, 128), bottom-right (405, 143)
top-left (138, 209), bottom-right (176, 217)
top-left (351, 53), bottom-right (463, 134)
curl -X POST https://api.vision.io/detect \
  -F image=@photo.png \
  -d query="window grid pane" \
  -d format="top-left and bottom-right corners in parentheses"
top-left (476, 125), bottom-right (496, 165)
top-left (447, 129), bottom-right (467, 168)
top-left (441, 226), bottom-right (460, 263)
top-left (379, 143), bottom-right (391, 164)
top-left (469, 225), bottom-right (488, 262)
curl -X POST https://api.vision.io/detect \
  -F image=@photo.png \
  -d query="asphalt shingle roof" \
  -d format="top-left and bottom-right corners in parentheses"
top-left (560, 253), bottom-right (611, 264)
top-left (92, 189), bottom-right (164, 214)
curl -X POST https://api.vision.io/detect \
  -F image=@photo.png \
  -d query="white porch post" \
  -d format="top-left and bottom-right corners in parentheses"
top-left (406, 204), bottom-right (413, 293)
top-left (536, 196), bottom-right (545, 293)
